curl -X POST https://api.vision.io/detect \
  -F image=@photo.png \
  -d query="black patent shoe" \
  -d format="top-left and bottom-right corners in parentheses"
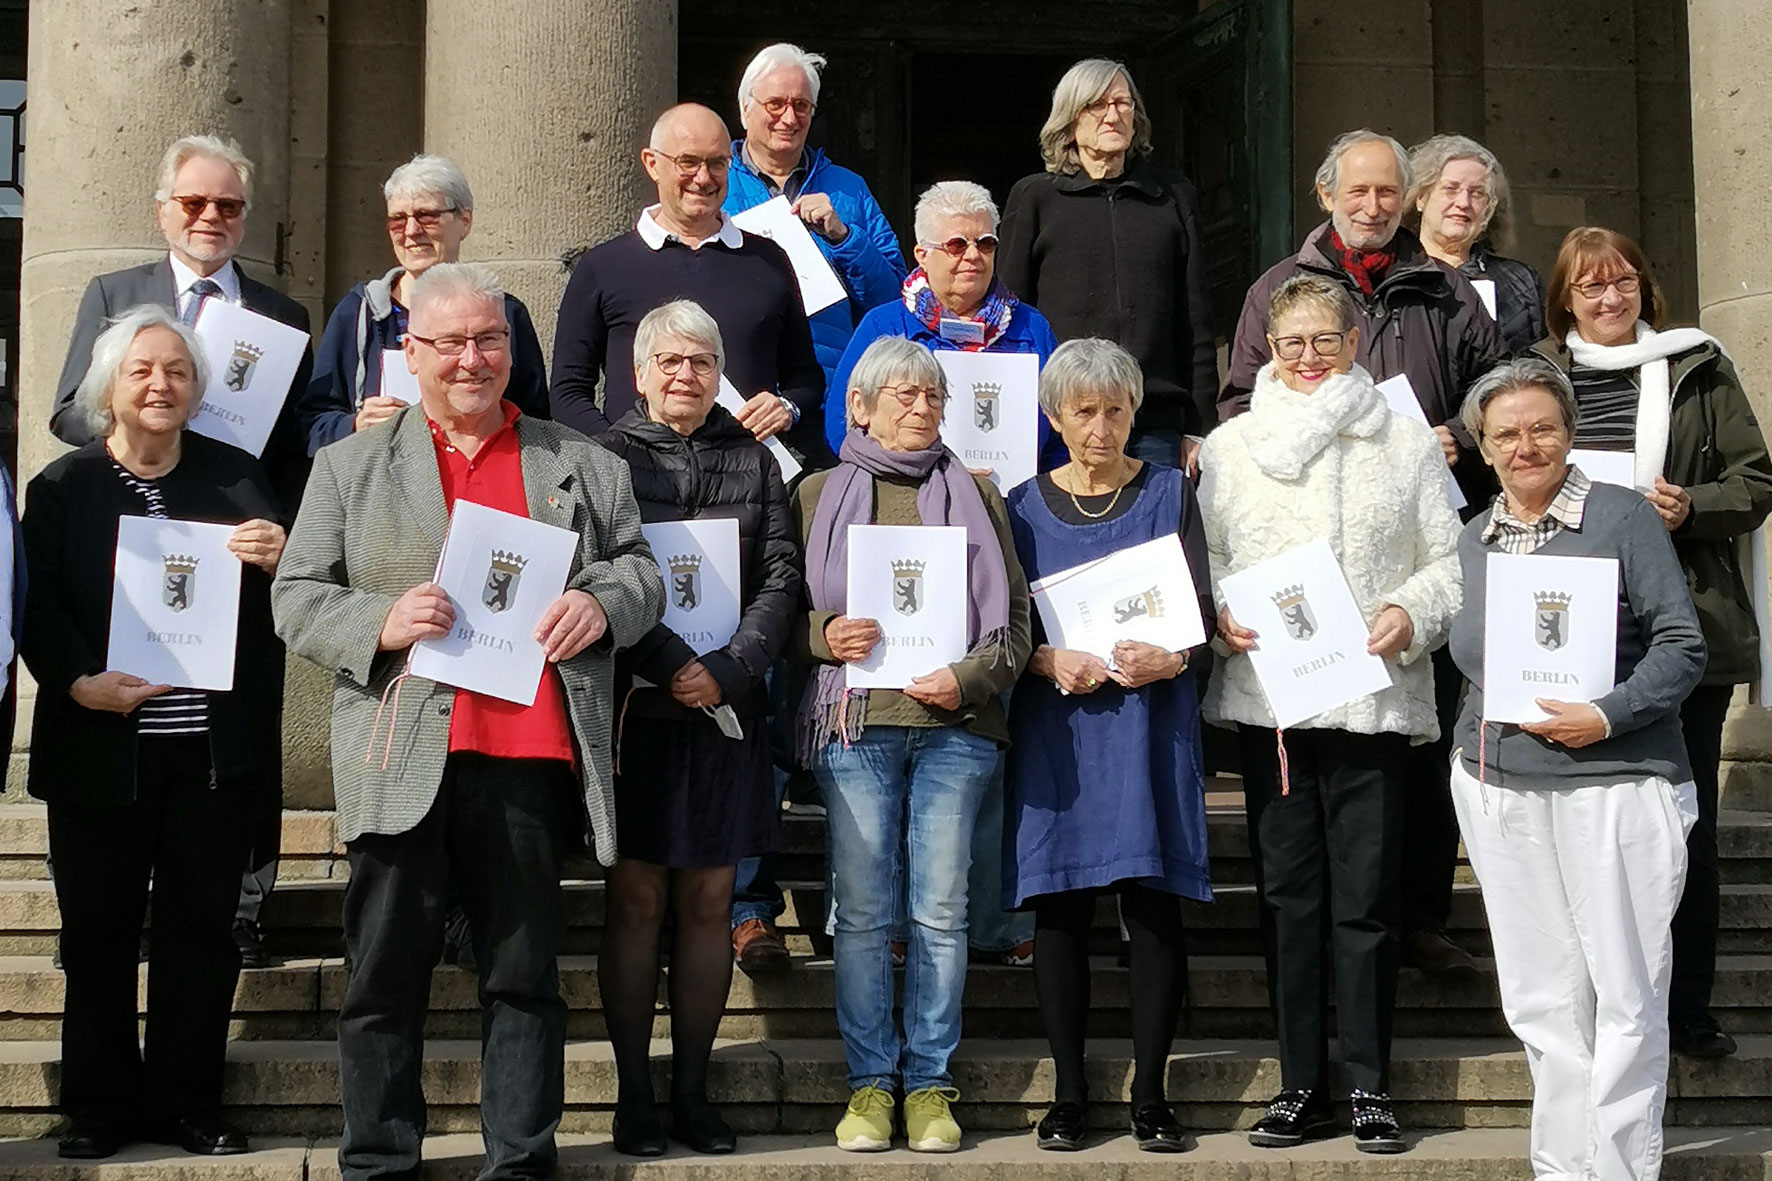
top-left (147, 1112), bottom-right (250, 1155)
top-left (1247, 1089), bottom-right (1336, 1148)
top-left (57, 1113), bottom-right (125, 1159)
top-left (611, 1105), bottom-right (668, 1157)
top-left (1035, 1101), bottom-right (1087, 1150)
top-left (671, 1098), bottom-right (736, 1154)
top-left (1350, 1090), bottom-right (1407, 1154)
top-left (1671, 1017), bottom-right (1738, 1059)
top-left (1130, 1101), bottom-right (1191, 1152)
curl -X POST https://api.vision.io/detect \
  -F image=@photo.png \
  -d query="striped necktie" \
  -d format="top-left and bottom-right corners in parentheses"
top-left (182, 277), bottom-right (223, 325)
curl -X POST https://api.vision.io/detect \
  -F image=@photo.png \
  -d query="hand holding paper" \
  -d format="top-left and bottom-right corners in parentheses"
top-left (904, 667), bottom-right (962, 710)
top-left (1217, 604), bottom-right (1259, 653)
top-left (534, 589), bottom-right (607, 662)
top-left (825, 615), bottom-right (882, 663)
top-left (1366, 605), bottom-right (1414, 658)
top-left (380, 582), bottom-right (455, 651)
top-left (70, 671), bottom-right (173, 715)
top-left (1520, 699), bottom-right (1609, 748)
top-left (227, 518), bottom-right (287, 573)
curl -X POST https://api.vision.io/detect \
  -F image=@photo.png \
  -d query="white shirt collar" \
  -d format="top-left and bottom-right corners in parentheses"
top-left (168, 253), bottom-right (242, 304)
top-left (636, 206), bottom-right (744, 251)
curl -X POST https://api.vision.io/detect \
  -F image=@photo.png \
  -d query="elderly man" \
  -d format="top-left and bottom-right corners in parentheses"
top-left (272, 263), bottom-right (663, 1180)
top-left (297, 153), bottom-right (551, 455)
top-left (1221, 128), bottom-right (1505, 980)
top-left (47, 133), bottom-right (313, 969)
top-left (550, 103), bottom-right (827, 460)
top-left (725, 42), bottom-right (907, 385)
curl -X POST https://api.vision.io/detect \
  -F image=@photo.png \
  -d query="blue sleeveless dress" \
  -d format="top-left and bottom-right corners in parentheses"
top-left (1002, 465), bottom-right (1213, 908)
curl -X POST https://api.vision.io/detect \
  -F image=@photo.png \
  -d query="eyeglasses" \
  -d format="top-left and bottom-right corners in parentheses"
top-left (650, 149), bottom-right (732, 179)
top-left (1269, 330), bottom-right (1349, 361)
top-left (408, 329), bottom-right (510, 357)
top-left (1572, 274), bottom-right (1641, 300)
top-left (1084, 95), bottom-right (1135, 117)
top-left (1435, 180), bottom-right (1492, 205)
top-left (168, 194), bottom-right (246, 220)
top-left (923, 234), bottom-right (998, 258)
top-left (386, 207), bottom-right (457, 233)
top-left (651, 351), bottom-right (719, 377)
top-left (1485, 423), bottom-right (1567, 454)
top-left (880, 383), bottom-right (946, 410)
top-left (758, 96), bottom-right (815, 119)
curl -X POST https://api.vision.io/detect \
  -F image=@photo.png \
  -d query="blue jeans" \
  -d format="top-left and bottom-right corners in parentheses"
top-left (966, 757), bottom-right (1034, 952)
top-left (816, 725), bottom-right (999, 1092)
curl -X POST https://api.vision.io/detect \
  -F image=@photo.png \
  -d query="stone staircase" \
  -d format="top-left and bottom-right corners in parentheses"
top-left (0, 787), bottom-right (1766, 1177)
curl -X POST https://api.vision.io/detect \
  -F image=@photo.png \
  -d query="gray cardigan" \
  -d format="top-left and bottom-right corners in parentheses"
top-left (1449, 482), bottom-right (1706, 787)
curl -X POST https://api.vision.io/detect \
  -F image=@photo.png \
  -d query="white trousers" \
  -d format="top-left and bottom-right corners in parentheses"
top-left (1450, 760), bottom-right (1697, 1181)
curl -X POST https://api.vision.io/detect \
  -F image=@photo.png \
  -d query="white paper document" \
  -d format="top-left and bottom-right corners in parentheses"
top-left (844, 524), bottom-right (968, 689)
top-left (189, 299), bottom-right (310, 458)
top-left (108, 517), bottom-right (242, 691)
top-left (1029, 534), bottom-right (1207, 661)
top-left (1217, 538), bottom-right (1393, 729)
top-left (934, 351), bottom-right (1041, 492)
top-left (1568, 448), bottom-right (1637, 490)
top-left (379, 348), bottom-right (422, 405)
top-left (1482, 552), bottom-right (1619, 724)
top-left (643, 518), bottom-right (742, 656)
top-left (410, 501), bottom-right (578, 705)
top-left (1470, 278), bottom-right (1499, 321)
top-left (1375, 373), bottom-right (1468, 511)
top-left (730, 195), bottom-right (848, 316)
top-left (717, 376), bottom-right (803, 484)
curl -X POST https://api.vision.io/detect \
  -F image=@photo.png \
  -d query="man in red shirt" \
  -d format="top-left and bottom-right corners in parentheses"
top-left (272, 263), bottom-right (664, 1180)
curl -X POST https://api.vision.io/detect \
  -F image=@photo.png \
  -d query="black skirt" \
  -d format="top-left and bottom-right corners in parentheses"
top-left (614, 710), bottom-right (778, 868)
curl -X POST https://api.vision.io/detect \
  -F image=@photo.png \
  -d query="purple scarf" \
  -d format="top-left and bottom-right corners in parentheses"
top-left (796, 429), bottom-right (1013, 764)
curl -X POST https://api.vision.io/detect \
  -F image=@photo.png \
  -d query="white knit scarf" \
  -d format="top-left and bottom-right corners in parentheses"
top-left (1564, 321), bottom-right (1719, 490)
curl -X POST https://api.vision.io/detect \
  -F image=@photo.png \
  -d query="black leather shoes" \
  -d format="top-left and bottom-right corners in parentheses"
top-left (1672, 1018), bottom-right (1739, 1059)
top-left (672, 1098), bottom-right (737, 1154)
top-left (147, 1113), bottom-right (250, 1155)
top-left (1401, 929), bottom-right (1479, 976)
top-left (1248, 1089), bottom-right (1336, 1148)
top-left (1130, 1101), bottom-right (1190, 1152)
top-left (1035, 1100), bottom-right (1086, 1150)
top-left (611, 1105), bottom-right (668, 1157)
top-left (57, 1114), bottom-right (125, 1159)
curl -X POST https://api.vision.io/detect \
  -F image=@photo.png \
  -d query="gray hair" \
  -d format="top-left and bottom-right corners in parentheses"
top-left (846, 336), bottom-right (946, 429)
top-left (76, 304), bottom-right (210, 437)
top-left (738, 42), bottom-right (826, 112)
top-left (153, 134), bottom-right (255, 209)
top-left (1039, 59), bottom-right (1153, 175)
top-left (632, 299), bottom-right (726, 375)
top-left (913, 181), bottom-right (1000, 246)
top-left (1268, 274), bottom-right (1357, 333)
top-left (1038, 338), bottom-right (1144, 419)
top-left (384, 153), bottom-right (474, 213)
top-left (1405, 133), bottom-right (1514, 251)
top-left (1314, 128), bottom-right (1412, 196)
top-left (1460, 356), bottom-right (1580, 443)
top-left (407, 262), bottom-right (507, 324)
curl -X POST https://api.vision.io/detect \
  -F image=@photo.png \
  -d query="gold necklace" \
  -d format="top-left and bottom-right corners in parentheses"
top-left (1062, 462), bottom-right (1132, 519)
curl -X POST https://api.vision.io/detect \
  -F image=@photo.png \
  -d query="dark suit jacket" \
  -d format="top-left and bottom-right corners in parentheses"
top-left (50, 257), bottom-right (316, 507)
top-left (20, 433), bottom-right (286, 806)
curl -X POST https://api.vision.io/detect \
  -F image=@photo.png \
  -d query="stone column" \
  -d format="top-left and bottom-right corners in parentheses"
top-left (1688, 0), bottom-right (1772, 806)
top-left (423, 0), bottom-right (678, 358)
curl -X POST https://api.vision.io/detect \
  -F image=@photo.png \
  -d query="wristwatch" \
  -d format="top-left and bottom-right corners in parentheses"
top-left (777, 395), bottom-right (801, 425)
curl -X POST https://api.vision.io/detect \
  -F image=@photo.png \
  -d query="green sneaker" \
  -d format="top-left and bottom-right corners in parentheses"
top-left (835, 1085), bottom-right (895, 1152)
top-left (904, 1085), bottom-right (962, 1152)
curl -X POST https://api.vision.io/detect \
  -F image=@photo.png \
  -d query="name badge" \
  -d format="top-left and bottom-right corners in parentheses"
top-left (937, 318), bottom-right (986, 346)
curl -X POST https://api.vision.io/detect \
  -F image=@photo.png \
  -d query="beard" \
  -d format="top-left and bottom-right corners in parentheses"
top-left (1331, 206), bottom-right (1400, 251)
top-left (176, 227), bottom-right (238, 264)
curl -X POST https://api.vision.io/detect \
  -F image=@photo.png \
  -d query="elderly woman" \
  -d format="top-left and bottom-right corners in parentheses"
top-left (795, 336), bottom-right (1030, 1153)
top-left (22, 306), bottom-right (286, 1160)
top-left (1528, 226), bottom-right (1772, 1060)
top-left (1199, 275), bottom-right (1461, 1154)
top-left (593, 300), bottom-right (802, 1156)
top-left (297, 153), bottom-right (550, 454)
top-left (1449, 358), bottom-right (1706, 1181)
top-left (1407, 135), bottom-right (1546, 355)
top-left (999, 58), bottom-right (1216, 471)
top-left (1003, 339), bottom-right (1214, 1153)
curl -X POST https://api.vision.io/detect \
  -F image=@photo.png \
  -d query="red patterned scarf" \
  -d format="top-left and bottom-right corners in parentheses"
top-left (1328, 229), bottom-right (1395, 296)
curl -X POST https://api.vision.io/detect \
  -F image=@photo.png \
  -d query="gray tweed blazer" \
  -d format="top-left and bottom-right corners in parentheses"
top-left (271, 405), bottom-right (665, 860)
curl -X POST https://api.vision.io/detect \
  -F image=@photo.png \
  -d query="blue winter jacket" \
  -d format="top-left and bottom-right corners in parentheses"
top-left (825, 299), bottom-right (1067, 467)
top-left (723, 145), bottom-right (908, 385)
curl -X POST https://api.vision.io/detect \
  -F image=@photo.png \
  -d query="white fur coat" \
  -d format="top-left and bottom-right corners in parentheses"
top-left (1197, 363), bottom-right (1464, 741)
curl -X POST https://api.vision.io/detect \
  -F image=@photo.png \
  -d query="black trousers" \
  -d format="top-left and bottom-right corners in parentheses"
top-left (338, 754), bottom-right (574, 1181)
top-left (1671, 683), bottom-right (1732, 1028)
top-left (1240, 725), bottom-right (1406, 1095)
top-left (1399, 649), bottom-right (1462, 935)
top-left (49, 734), bottom-right (251, 1123)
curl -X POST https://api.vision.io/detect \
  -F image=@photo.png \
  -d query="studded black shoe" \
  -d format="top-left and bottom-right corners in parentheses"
top-left (1350, 1090), bottom-right (1407, 1154)
top-left (1247, 1089), bottom-right (1336, 1148)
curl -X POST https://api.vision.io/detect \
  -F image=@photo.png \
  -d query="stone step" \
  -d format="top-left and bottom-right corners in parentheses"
top-left (1, 1127), bottom-right (1770, 1180)
top-left (0, 1036), bottom-right (1766, 1138)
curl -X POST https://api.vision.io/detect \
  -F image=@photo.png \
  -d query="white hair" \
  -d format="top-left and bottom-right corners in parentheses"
top-left (153, 134), bottom-right (255, 209)
top-left (1038, 58), bottom-right (1152, 175)
top-left (1314, 128), bottom-right (1413, 196)
top-left (914, 181), bottom-right (1000, 247)
top-left (846, 337), bottom-right (946, 429)
top-left (1037, 338), bottom-right (1144, 420)
top-left (76, 305), bottom-right (210, 437)
top-left (632, 299), bottom-right (726, 375)
top-left (738, 42), bottom-right (826, 112)
top-left (407, 262), bottom-right (507, 324)
top-left (384, 153), bottom-right (474, 212)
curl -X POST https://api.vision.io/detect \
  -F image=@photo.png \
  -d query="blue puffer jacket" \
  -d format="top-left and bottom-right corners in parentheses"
top-left (723, 144), bottom-right (908, 385)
